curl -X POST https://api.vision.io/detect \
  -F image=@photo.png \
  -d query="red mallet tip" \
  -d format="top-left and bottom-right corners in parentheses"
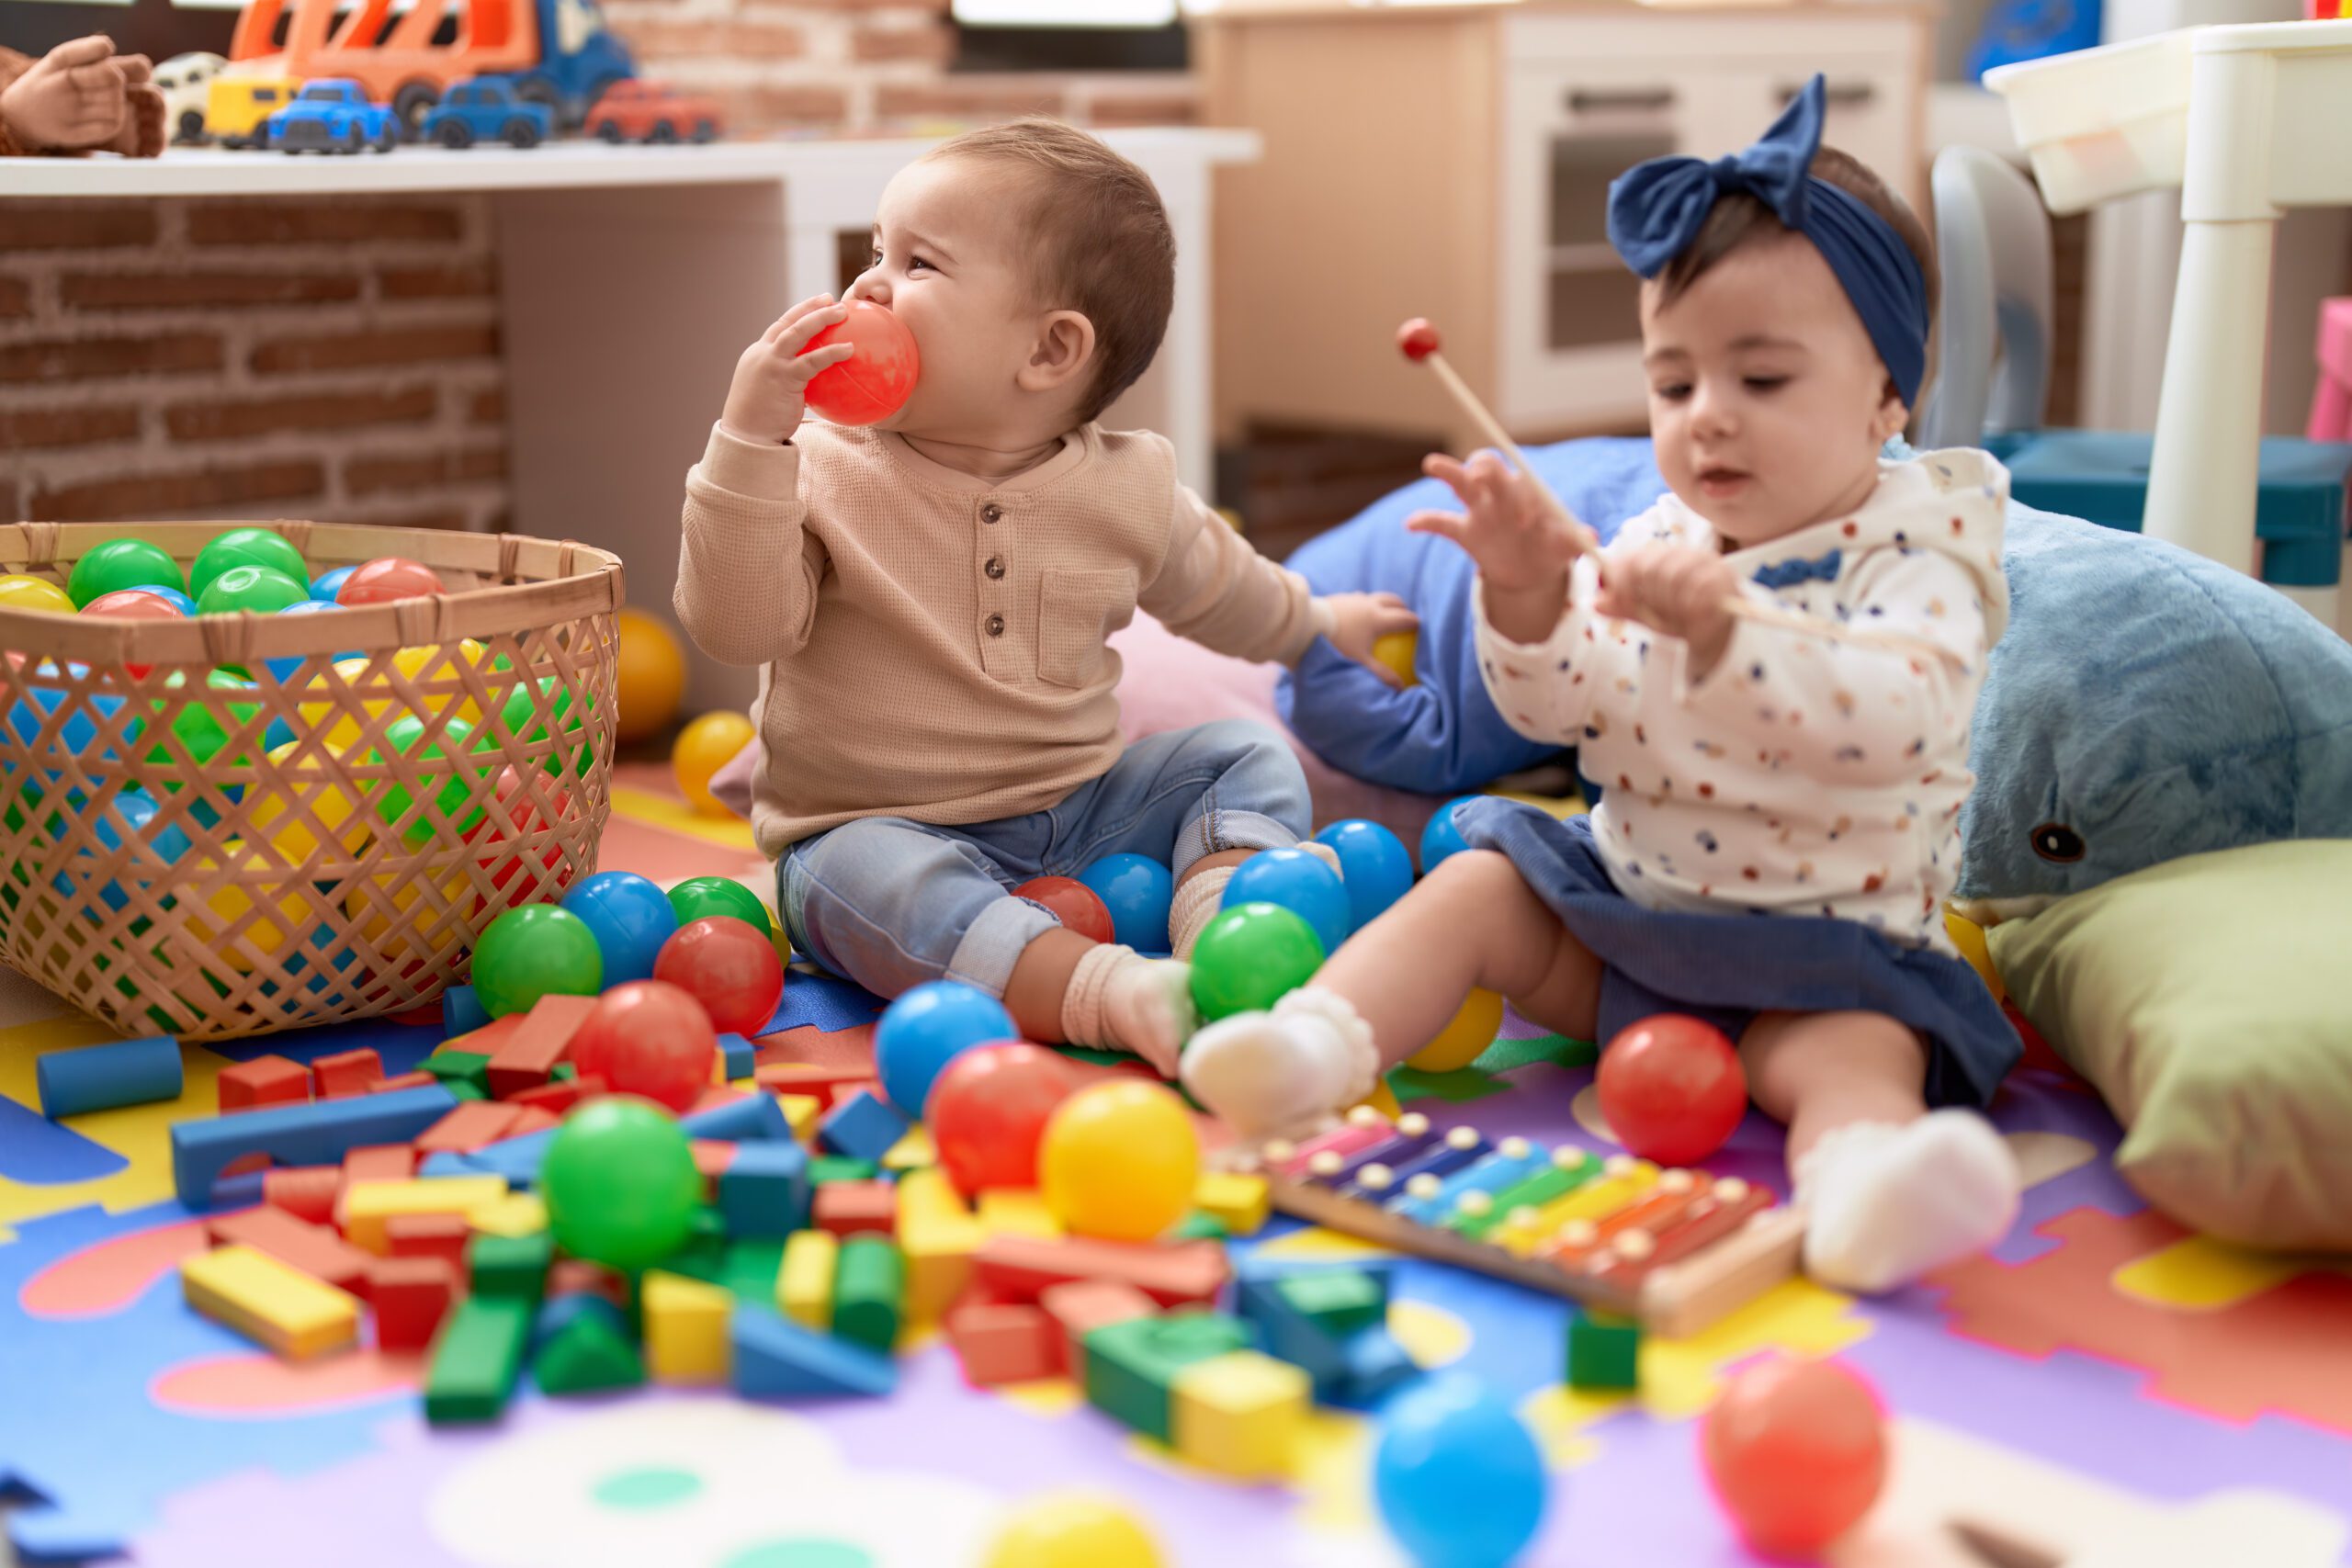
top-left (1397, 319), bottom-right (1441, 362)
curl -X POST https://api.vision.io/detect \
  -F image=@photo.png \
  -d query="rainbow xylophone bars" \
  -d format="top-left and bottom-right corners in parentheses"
top-left (1254, 1109), bottom-right (1805, 1337)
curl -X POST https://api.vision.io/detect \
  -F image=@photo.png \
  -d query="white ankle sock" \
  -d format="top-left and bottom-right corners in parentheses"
top-left (1170, 864), bottom-right (1235, 959)
top-left (1180, 985), bottom-right (1381, 1145)
top-left (1058, 943), bottom-right (1197, 1077)
top-left (1297, 840), bottom-right (1344, 879)
top-left (1795, 1111), bottom-right (2021, 1293)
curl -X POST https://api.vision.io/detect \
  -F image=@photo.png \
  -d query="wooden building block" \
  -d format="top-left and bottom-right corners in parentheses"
top-left (1194, 1171), bottom-right (1271, 1236)
top-left (946, 1301), bottom-right (1060, 1386)
top-left (469, 1190), bottom-right (548, 1239)
top-left (507, 1076), bottom-right (601, 1114)
top-left (340, 1176), bottom-right (510, 1254)
top-left (719, 1142), bottom-right (810, 1238)
top-left (207, 1204), bottom-right (372, 1297)
top-left (1083, 1312), bottom-right (1253, 1442)
top-left (218, 1055), bottom-right (311, 1112)
top-left (976, 1189), bottom-right (1062, 1240)
top-left (779, 1229), bottom-right (838, 1330)
top-left (261, 1166), bottom-right (342, 1226)
top-left (775, 1093), bottom-right (821, 1144)
top-left (310, 1048), bottom-right (382, 1100)
top-left (344, 1145), bottom-right (416, 1183)
top-left (181, 1244), bottom-right (358, 1359)
top-left (753, 1062), bottom-right (874, 1107)
top-left (833, 1235), bottom-right (905, 1354)
top-left (369, 1256), bottom-right (458, 1352)
top-left (414, 1100), bottom-right (524, 1156)
top-left (1566, 1306), bottom-right (1642, 1391)
top-left (361, 1072), bottom-right (435, 1094)
top-left (815, 1179), bottom-right (898, 1237)
top-left (424, 1292), bottom-right (532, 1425)
top-left (643, 1269), bottom-right (733, 1385)
top-left (896, 1168), bottom-right (984, 1323)
top-left (1038, 1279), bottom-right (1157, 1379)
top-left (1171, 1349), bottom-right (1310, 1480)
top-left (485, 991), bottom-right (596, 1098)
top-left (385, 1212), bottom-right (473, 1271)
top-left (974, 1235), bottom-right (1230, 1310)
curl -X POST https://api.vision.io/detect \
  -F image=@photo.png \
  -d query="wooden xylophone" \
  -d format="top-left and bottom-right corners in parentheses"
top-left (1255, 1108), bottom-right (1805, 1337)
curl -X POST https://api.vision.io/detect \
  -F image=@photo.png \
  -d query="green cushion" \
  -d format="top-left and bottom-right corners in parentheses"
top-left (1988, 840), bottom-right (2352, 1250)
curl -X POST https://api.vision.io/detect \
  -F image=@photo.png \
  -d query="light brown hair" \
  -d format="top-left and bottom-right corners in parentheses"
top-left (921, 118), bottom-right (1175, 424)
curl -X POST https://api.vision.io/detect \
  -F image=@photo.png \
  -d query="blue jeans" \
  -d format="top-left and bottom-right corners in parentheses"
top-left (776, 718), bottom-right (1312, 1000)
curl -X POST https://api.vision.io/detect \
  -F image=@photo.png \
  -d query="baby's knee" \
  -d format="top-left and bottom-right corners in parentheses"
top-left (1423, 847), bottom-right (1525, 901)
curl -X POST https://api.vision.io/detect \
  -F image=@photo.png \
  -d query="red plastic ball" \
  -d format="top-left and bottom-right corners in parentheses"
top-left (1397, 318), bottom-right (1442, 362)
top-left (1701, 1358), bottom-right (1888, 1556)
top-left (335, 557), bottom-right (446, 607)
top-left (653, 915), bottom-right (785, 1037)
top-left (568, 980), bottom-right (719, 1113)
top-left (1012, 876), bottom-right (1114, 944)
top-left (1596, 1014), bottom-right (1747, 1166)
top-left (803, 301), bottom-right (920, 426)
top-left (465, 766), bottom-right (573, 912)
top-left (927, 1042), bottom-right (1082, 1196)
top-left (83, 588), bottom-right (185, 679)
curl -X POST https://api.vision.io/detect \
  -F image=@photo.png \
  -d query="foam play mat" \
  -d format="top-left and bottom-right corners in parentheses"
top-left (4, 763), bottom-right (2349, 1567)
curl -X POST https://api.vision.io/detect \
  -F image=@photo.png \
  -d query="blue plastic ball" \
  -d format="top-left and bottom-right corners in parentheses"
top-left (134, 584), bottom-right (197, 615)
top-left (1314, 819), bottom-right (1416, 933)
top-left (311, 566), bottom-right (356, 603)
top-left (1077, 852), bottom-right (1175, 953)
top-left (1374, 1374), bottom-right (1550, 1568)
top-left (1419, 795), bottom-right (1480, 874)
top-left (54, 788), bottom-right (190, 914)
top-left (266, 599), bottom-right (360, 683)
top-left (563, 870), bottom-right (680, 987)
top-left (875, 979), bottom-right (1016, 1117)
top-left (1222, 846), bottom-right (1349, 959)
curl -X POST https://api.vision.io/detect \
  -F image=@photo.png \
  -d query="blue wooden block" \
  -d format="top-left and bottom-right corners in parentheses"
top-left (1235, 1256), bottom-right (1396, 1398)
top-left (731, 1303), bottom-right (898, 1399)
top-left (529, 1291), bottom-right (628, 1354)
top-left (171, 1083), bottom-right (456, 1207)
top-left (442, 985), bottom-right (490, 1040)
top-left (36, 1035), bottom-right (181, 1119)
top-left (461, 1126), bottom-right (560, 1187)
top-left (718, 1032), bottom-right (755, 1081)
top-left (1331, 1324), bottom-right (1419, 1410)
top-left (683, 1091), bottom-right (791, 1145)
top-left (718, 1141), bottom-right (809, 1237)
top-left (820, 1089), bottom-right (909, 1163)
top-left (419, 1151), bottom-right (486, 1179)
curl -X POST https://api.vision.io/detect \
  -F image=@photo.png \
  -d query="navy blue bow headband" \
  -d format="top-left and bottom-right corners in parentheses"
top-left (1605, 75), bottom-right (1929, 407)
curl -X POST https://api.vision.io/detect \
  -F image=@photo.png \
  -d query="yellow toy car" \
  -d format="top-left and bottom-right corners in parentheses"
top-left (204, 75), bottom-right (302, 150)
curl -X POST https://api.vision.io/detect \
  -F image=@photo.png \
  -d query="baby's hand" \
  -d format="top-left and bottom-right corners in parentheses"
top-left (1404, 452), bottom-right (1595, 594)
top-left (1592, 543), bottom-right (1739, 678)
top-left (720, 294), bottom-right (855, 445)
top-left (1320, 592), bottom-right (1420, 690)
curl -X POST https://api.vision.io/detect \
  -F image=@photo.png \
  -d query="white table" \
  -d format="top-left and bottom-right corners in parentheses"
top-left (0, 132), bottom-right (1262, 710)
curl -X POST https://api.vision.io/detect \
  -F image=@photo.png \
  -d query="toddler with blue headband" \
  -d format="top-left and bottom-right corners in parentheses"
top-left (1180, 79), bottom-right (2024, 1292)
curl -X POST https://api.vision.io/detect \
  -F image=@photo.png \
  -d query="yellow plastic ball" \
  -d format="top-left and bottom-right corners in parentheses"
top-left (614, 608), bottom-right (688, 743)
top-left (1351, 1077), bottom-right (1403, 1121)
top-left (1407, 986), bottom-right (1504, 1072)
top-left (388, 640), bottom-right (486, 728)
top-left (1372, 629), bottom-right (1420, 688)
top-left (0, 575), bottom-right (76, 616)
top-left (247, 741), bottom-right (371, 865)
top-left (1944, 908), bottom-right (2004, 1004)
top-left (344, 864), bottom-right (473, 954)
top-left (1039, 1079), bottom-right (1200, 1243)
top-left (984, 1495), bottom-right (1165, 1568)
top-left (182, 842), bottom-right (317, 973)
top-left (673, 709), bottom-right (754, 817)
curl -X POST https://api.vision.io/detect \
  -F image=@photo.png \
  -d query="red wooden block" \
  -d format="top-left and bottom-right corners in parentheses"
top-left (814, 1179), bottom-right (898, 1237)
top-left (691, 1139), bottom-right (737, 1194)
top-left (974, 1235), bottom-right (1229, 1310)
top-left (548, 1258), bottom-right (628, 1305)
top-left (345, 1145), bottom-right (417, 1184)
top-left (1037, 1280), bottom-right (1158, 1379)
top-left (413, 1100), bottom-right (524, 1155)
top-left (384, 1212), bottom-right (470, 1271)
top-left (946, 1301), bottom-right (1061, 1386)
top-left (485, 991), bottom-right (597, 1098)
top-left (752, 1062), bottom-right (874, 1108)
top-left (218, 1055), bottom-right (311, 1112)
top-left (690, 1086), bottom-right (750, 1116)
top-left (262, 1166), bottom-right (343, 1226)
top-left (310, 1048), bottom-right (383, 1100)
top-left (441, 1013), bottom-right (526, 1059)
top-left (362, 1071), bottom-right (435, 1094)
top-left (208, 1204), bottom-right (372, 1297)
top-left (507, 1106), bottom-right (560, 1137)
top-left (369, 1256), bottom-right (459, 1353)
top-left (506, 1077), bottom-right (602, 1114)
top-left (388, 1000), bottom-right (444, 1029)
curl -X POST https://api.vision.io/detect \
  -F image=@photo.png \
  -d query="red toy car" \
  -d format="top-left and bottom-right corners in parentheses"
top-left (585, 81), bottom-right (722, 144)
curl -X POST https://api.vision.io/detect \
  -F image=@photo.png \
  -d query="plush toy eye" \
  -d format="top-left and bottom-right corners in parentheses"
top-left (2030, 823), bottom-right (2086, 863)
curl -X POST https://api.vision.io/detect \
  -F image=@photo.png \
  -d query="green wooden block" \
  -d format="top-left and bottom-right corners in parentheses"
top-left (424, 1292), bottom-right (533, 1425)
top-left (721, 1238), bottom-right (787, 1306)
top-left (1081, 1312), bottom-right (1253, 1442)
top-left (1447, 1148), bottom-right (1600, 1239)
top-left (832, 1234), bottom-right (904, 1354)
top-left (469, 1230), bottom-right (553, 1301)
top-left (445, 1079), bottom-right (487, 1102)
top-left (1169, 1210), bottom-right (1229, 1243)
top-left (808, 1155), bottom-right (879, 1185)
top-left (1274, 1269), bottom-right (1385, 1338)
top-left (1566, 1306), bottom-right (1641, 1391)
top-left (533, 1306), bottom-right (644, 1396)
top-left (423, 1050), bottom-right (491, 1095)
top-left (550, 1062), bottom-right (578, 1082)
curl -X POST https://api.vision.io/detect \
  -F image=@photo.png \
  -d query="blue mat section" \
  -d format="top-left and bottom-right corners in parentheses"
top-left (762, 966), bottom-right (886, 1035)
top-left (0, 1097), bottom-right (129, 1186)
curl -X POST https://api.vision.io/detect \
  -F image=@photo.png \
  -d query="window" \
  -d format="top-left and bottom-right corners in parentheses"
top-left (947, 0), bottom-right (1184, 73)
top-left (254, 85), bottom-right (278, 101)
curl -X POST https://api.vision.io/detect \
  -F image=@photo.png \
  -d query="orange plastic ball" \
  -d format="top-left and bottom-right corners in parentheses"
top-left (613, 607), bottom-right (687, 743)
top-left (1701, 1357), bottom-right (1888, 1556)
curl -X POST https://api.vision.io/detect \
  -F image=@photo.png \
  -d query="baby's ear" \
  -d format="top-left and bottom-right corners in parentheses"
top-left (1019, 309), bottom-right (1097, 395)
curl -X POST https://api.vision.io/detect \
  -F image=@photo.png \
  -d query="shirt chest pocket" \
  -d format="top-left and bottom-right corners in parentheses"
top-left (1035, 568), bottom-right (1136, 689)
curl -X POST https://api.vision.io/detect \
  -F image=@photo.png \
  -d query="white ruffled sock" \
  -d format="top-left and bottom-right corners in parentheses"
top-left (1058, 942), bottom-right (1196, 1077)
top-left (1795, 1111), bottom-right (2022, 1293)
top-left (1170, 842), bottom-right (1345, 960)
top-left (1180, 985), bottom-right (1381, 1145)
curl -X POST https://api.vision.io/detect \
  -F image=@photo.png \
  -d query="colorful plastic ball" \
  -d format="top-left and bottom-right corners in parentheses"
top-left (310, 565), bottom-right (355, 603)
top-left (927, 1042), bottom-right (1083, 1196)
top-left (1187, 901), bottom-right (1325, 1022)
top-left (560, 873), bottom-right (674, 987)
top-left (468, 765), bottom-right (573, 910)
top-left (1407, 987), bottom-right (1504, 1073)
top-left (803, 299), bottom-right (921, 427)
top-left (135, 584), bottom-right (197, 615)
top-left (1701, 1357), bottom-right (1887, 1556)
top-left (0, 575), bottom-right (76, 616)
top-left (1012, 875), bottom-right (1114, 943)
top-left (492, 677), bottom-right (588, 780)
top-left (540, 1096), bottom-right (702, 1271)
top-left (68, 539), bottom-right (186, 608)
top-left (471, 902), bottom-right (604, 1019)
top-left (653, 915), bottom-right (785, 1037)
top-left (1223, 846), bottom-right (1349, 959)
top-left (674, 710), bottom-right (753, 816)
top-left (191, 527), bottom-right (308, 601)
top-left (982, 1493), bottom-right (1165, 1568)
top-left (55, 787), bottom-right (189, 916)
top-left (1374, 1373), bottom-right (1549, 1568)
top-left (264, 599), bottom-right (361, 684)
top-left (614, 607), bottom-right (688, 743)
top-left (568, 980), bottom-right (719, 1114)
top-left (1038, 1079), bottom-right (1200, 1243)
top-left (875, 979), bottom-right (1018, 1117)
top-left (1076, 852), bottom-right (1173, 953)
top-left (1371, 628), bottom-right (1419, 688)
top-left (1419, 795), bottom-right (1479, 874)
top-left (1595, 1014), bottom-right (1747, 1166)
top-left (248, 739), bottom-right (369, 864)
top-left (667, 874), bottom-right (771, 935)
top-left (368, 715), bottom-right (490, 843)
top-left (198, 563), bottom-right (310, 618)
top-left (184, 840), bottom-right (315, 972)
top-left (335, 556), bottom-right (446, 607)
top-left (1314, 818), bottom-right (1415, 934)
top-left (83, 589), bottom-right (185, 681)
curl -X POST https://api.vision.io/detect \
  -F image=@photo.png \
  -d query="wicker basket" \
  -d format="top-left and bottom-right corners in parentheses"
top-left (0, 519), bottom-right (624, 1043)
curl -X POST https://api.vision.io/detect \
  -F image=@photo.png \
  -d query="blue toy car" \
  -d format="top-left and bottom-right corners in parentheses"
top-left (422, 79), bottom-right (554, 150)
top-left (266, 79), bottom-right (398, 154)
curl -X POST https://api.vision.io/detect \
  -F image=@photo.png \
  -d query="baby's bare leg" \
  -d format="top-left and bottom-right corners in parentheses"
top-left (1738, 1010), bottom-right (1928, 1163)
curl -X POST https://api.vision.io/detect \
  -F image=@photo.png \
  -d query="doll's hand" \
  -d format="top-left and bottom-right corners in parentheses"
top-left (1320, 592), bottom-right (1419, 689)
top-left (720, 294), bottom-right (855, 445)
top-left (2, 36), bottom-right (146, 152)
top-left (1592, 543), bottom-right (1739, 678)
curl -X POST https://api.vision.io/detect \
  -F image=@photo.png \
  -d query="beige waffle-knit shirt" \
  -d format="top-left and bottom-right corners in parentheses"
top-left (675, 420), bottom-right (1329, 855)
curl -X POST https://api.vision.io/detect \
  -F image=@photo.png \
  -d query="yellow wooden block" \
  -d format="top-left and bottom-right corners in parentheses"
top-left (898, 1167), bottom-right (983, 1323)
top-left (779, 1229), bottom-right (839, 1330)
top-left (1171, 1349), bottom-right (1310, 1480)
top-left (340, 1176), bottom-right (511, 1254)
top-left (976, 1188), bottom-right (1062, 1239)
top-left (469, 1191), bottom-right (548, 1239)
top-left (1194, 1171), bottom-right (1270, 1236)
top-left (181, 1244), bottom-right (359, 1360)
top-left (882, 1124), bottom-right (935, 1171)
top-left (643, 1269), bottom-right (733, 1385)
top-left (1498, 1158), bottom-right (1660, 1258)
top-left (776, 1093), bottom-right (822, 1145)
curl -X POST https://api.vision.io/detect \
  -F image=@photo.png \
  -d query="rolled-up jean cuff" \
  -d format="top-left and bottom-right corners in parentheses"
top-left (944, 891), bottom-right (1060, 998)
top-left (1170, 808), bottom-right (1299, 881)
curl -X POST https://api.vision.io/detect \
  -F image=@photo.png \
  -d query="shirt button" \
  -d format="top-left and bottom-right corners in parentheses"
top-left (980, 503), bottom-right (1004, 525)
top-left (984, 556), bottom-right (1006, 580)
top-left (985, 613), bottom-right (1005, 637)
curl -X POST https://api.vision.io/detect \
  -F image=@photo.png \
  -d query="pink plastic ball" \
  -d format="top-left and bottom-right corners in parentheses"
top-left (803, 301), bottom-right (920, 426)
top-left (335, 557), bottom-right (445, 607)
top-left (651, 916), bottom-right (785, 1038)
top-left (568, 980), bottom-right (718, 1113)
top-left (1596, 1014), bottom-right (1747, 1166)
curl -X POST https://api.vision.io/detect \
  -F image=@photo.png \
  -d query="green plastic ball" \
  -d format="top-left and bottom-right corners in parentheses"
top-left (190, 528), bottom-right (309, 602)
top-left (492, 679), bottom-right (589, 780)
top-left (132, 670), bottom-right (260, 770)
top-left (472, 902), bottom-right (603, 1018)
top-left (68, 540), bottom-right (186, 608)
top-left (197, 564), bottom-right (310, 617)
top-left (369, 715), bottom-right (491, 843)
top-left (1188, 900), bottom-right (1326, 1021)
top-left (541, 1097), bottom-right (701, 1271)
top-left (666, 875), bottom-right (770, 935)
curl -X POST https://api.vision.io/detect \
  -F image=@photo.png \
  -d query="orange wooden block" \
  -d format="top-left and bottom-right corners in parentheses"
top-left (311, 1049), bottom-right (383, 1100)
top-left (507, 1106), bottom-right (560, 1137)
top-left (262, 1166), bottom-right (343, 1226)
top-left (383, 1212), bottom-right (470, 1272)
top-left (441, 1013), bottom-right (526, 1058)
top-left (690, 1086), bottom-right (750, 1116)
top-left (362, 1072), bottom-right (435, 1094)
top-left (208, 1205), bottom-right (373, 1298)
top-left (1038, 1279), bottom-right (1157, 1378)
top-left (975, 1235), bottom-right (1228, 1310)
top-left (219, 1055), bottom-right (311, 1112)
top-left (691, 1139), bottom-right (737, 1193)
top-left (752, 1062), bottom-right (873, 1108)
top-left (345, 1145), bottom-right (417, 1184)
top-left (814, 1179), bottom-right (898, 1237)
top-left (506, 1076), bottom-right (603, 1114)
top-left (945, 1301), bottom-right (1061, 1386)
top-left (414, 1100), bottom-right (525, 1156)
top-left (485, 992), bottom-right (597, 1098)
